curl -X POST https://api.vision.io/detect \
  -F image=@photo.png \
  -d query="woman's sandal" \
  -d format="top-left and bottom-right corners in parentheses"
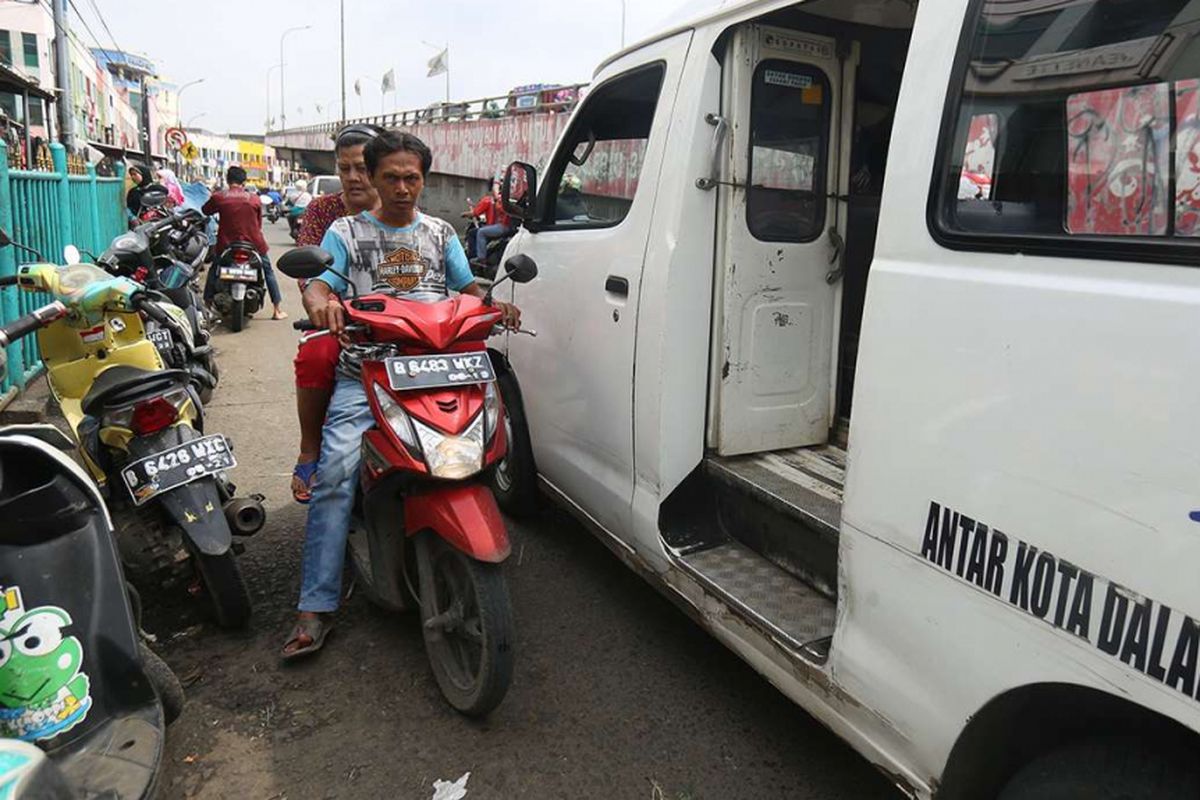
top-left (291, 460), bottom-right (318, 504)
top-left (281, 614), bottom-right (333, 661)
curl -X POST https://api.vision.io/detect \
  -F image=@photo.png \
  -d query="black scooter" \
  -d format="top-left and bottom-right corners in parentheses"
top-left (0, 312), bottom-right (183, 798)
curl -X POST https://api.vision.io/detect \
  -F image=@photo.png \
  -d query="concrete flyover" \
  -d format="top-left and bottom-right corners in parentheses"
top-left (266, 86), bottom-right (585, 226)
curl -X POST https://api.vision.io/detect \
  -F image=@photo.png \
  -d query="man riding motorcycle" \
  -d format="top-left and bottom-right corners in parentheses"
top-left (282, 130), bottom-right (520, 660)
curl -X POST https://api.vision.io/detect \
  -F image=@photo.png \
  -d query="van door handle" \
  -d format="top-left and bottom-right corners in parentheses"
top-left (695, 113), bottom-right (729, 191)
top-left (605, 275), bottom-right (629, 296)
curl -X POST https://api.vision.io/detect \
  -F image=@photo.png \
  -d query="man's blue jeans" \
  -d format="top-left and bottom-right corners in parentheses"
top-left (474, 223), bottom-right (510, 261)
top-left (298, 376), bottom-right (374, 612)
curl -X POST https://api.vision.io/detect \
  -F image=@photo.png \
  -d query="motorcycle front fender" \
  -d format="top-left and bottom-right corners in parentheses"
top-left (125, 426), bottom-right (231, 556)
top-left (405, 483), bottom-right (509, 563)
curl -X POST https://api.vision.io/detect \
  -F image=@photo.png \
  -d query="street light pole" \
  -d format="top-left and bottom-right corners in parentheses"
top-left (266, 62), bottom-right (282, 130)
top-left (340, 0), bottom-right (347, 124)
top-left (175, 78), bottom-right (205, 127)
top-left (279, 25), bottom-right (311, 130)
top-left (620, 0), bottom-right (627, 47)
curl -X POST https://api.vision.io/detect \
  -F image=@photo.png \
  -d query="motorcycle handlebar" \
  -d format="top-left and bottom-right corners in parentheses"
top-left (0, 275), bottom-right (17, 288)
top-left (0, 301), bottom-right (66, 346)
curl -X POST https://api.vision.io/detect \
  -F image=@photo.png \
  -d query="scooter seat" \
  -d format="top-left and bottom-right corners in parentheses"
top-left (82, 366), bottom-right (191, 417)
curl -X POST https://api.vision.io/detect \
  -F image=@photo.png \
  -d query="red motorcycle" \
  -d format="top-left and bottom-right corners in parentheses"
top-left (277, 246), bottom-right (537, 716)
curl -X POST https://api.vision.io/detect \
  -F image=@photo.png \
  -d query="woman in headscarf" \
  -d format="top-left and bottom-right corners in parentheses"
top-left (125, 163), bottom-right (151, 217)
top-left (156, 168), bottom-right (186, 207)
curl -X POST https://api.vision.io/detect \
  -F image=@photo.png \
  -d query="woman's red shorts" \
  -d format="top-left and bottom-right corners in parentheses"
top-left (293, 332), bottom-right (341, 391)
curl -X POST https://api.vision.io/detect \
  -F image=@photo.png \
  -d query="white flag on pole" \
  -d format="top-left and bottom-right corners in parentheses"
top-left (427, 49), bottom-right (448, 78)
top-left (381, 69), bottom-right (395, 93)
top-left (354, 78), bottom-right (362, 96)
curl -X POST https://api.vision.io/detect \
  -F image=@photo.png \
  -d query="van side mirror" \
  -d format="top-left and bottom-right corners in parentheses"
top-left (277, 246), bottom-right (335, 280)
top-left (501, 161), bottom-right (537, 223)
top-left (503, 254), bottom-right (537, 284)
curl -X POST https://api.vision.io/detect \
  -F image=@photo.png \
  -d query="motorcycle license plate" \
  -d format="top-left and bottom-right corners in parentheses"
top-left (218, 264), bottom-right (257, 282)
top-left (385, 352), bottom-right (495, 391)
top-left (120, 435), bottom-right (235, 506)
top-left (148, 328), bottom-right (173, 353)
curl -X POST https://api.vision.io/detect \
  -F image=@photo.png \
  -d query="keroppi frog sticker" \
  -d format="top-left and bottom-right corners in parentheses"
top-left (0, 586), bottom-right (91, 742)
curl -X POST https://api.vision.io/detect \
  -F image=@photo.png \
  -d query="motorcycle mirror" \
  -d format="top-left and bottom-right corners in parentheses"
top-left (503, 254), bottom-right (538, 284)
top-left (277, 245), bottom-right (337, 281)
top-left (63, 245), bottom-right (81, 265)
top-left (0, 228), bottom-right (10, 247)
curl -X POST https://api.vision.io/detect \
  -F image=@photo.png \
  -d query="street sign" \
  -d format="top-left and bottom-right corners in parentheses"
top-left (164, 126), bottom-right (188, 151)
top-left (181, 141), bottom-right (199, 162)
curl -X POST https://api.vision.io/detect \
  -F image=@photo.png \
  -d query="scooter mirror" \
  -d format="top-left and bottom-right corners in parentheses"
top-left (63, 245), bottom-right (81, 265)
top-left (0, 228), bottom-right (10, 247)
top-left (503, 254), bottom-right (538, 284)
top-left (277, 245), bottom-right (335, 280)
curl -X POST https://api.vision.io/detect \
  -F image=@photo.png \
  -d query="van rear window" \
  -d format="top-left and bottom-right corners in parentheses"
top-left (931, 0), bottom-right (1200, 258)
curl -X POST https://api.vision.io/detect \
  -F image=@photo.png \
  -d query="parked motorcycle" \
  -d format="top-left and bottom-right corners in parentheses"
top-left (210, 242), bottom-right (267, 332)
top-left (93, 222), bottom-right (219, 403)
top-left (278, 246), bottom-right (538, 716)
top-left (0, 315), bottom-right (183, 798)
top-left (0, 238), bottom-right (263, 628)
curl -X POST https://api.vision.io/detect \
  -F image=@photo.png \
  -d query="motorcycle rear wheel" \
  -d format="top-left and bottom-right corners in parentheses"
top-left (191, 548), bottom-right (252, 629)
top-left (229, 298), bottom-right (245, 332)
top-left (137, 641), bottom-right (185, 725)
top-left (416, 533), bottom-right (513, 717)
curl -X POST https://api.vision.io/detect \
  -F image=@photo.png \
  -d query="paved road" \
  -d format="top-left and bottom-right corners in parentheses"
top-left (155, 221), bottom-right (903, 800)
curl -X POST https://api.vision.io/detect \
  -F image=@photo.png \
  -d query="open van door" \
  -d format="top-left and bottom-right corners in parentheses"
top-left (710, 25), bottom-right (856, 456)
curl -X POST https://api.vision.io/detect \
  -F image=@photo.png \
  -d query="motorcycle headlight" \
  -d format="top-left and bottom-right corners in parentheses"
top-left (371, 382), bottom-right (418, 453)
top-left (484, 380), bottom-right (500, 443)
top-left (412, 413), bottom-right (484, 480)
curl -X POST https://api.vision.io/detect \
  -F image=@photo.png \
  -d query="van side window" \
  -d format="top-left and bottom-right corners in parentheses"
top-left (932, 0), bottom-right (1200, 256)
top-left (542, 64), bottom-right (665, 228)
top-left (747, 61), bottom-right (831, 242)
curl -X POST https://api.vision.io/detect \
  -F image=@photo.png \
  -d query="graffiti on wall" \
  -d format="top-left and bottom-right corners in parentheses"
top-left (959, 113), bottom-right (998, 200)
top-left (1175, 79), bottom-right (1200, 236)
top-left (1066, 84), bottom-right (1170, 236)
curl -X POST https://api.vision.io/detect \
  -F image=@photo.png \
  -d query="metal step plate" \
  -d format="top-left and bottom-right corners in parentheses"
top-left (705, 445), bottom-right (845, 539)
top-left (678, 540), bottom-right (837, 652)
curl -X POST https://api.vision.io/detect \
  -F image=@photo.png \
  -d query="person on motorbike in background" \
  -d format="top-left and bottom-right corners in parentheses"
top-left (201, 165), bottom-right (287, 320)
top-left (281, 130), bottom-right (520, 660)
top-left (470, 179), bottom-right (511, 268)
top-left (125, 164), bottom-right (151, 218)
top-left (290, 123), bottom-right (385, 504)
top-left (286, 180), bottom-right (314, 239)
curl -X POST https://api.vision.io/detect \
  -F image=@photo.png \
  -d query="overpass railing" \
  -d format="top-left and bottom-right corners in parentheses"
top-left (270, 83), bottom-right (589, 143)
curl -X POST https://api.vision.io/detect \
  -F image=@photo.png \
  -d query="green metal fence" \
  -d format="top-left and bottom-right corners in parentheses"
top-left (0, 141), bottom-right (128, 403)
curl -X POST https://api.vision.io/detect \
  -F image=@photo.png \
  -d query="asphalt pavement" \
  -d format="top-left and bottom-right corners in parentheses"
top-left (153, 220), bottom-right (903, 800)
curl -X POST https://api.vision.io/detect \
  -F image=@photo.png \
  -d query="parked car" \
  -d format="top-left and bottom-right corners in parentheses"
top-left (488, 1), bottom-right (1200, 798)
top-left (308, 175), bottom-right (342, 196)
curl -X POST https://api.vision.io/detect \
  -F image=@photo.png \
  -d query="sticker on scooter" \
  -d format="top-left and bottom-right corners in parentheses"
top-left (0, 585), bottom-right (92, 743)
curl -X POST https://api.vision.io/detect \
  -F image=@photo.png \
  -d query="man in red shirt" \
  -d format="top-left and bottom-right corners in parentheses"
top-left (469, 181), bottom-right (511, 265)
top-left (202, 165), bottom-right (286, 319)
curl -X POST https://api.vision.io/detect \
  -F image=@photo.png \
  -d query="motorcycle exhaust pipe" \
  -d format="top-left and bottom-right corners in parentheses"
top-left (224, 495), bottom-right (265, 536)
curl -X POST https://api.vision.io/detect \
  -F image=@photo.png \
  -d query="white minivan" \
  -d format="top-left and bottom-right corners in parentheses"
top-left (488, 0), bottom-right (1200, 797)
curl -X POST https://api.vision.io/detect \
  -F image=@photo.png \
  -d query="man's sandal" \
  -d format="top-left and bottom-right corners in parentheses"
top-left (291, 461), bottom-right (318, 504)
top-left (281, 614), bottom-right (333, 661)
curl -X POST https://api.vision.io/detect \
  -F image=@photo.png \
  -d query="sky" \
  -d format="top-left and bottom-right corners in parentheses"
top-left (76, 0), bottom-right (711, 134)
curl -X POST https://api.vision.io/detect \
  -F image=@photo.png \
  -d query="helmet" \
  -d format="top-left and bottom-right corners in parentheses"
top-left (561, 174), bottom-right (582, 192)
top-left (295, 179), bottom-right (308, 191)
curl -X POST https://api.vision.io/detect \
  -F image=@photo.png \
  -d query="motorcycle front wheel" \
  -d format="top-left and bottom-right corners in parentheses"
top-left (415, 533), bottom-right (513, 717)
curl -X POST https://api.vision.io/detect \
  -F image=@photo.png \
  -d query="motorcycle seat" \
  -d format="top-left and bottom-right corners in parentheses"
top-left (82, 366), bottom-right (192, 417)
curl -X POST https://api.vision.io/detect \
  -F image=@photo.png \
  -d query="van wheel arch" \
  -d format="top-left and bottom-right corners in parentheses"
top-left (936, 682), bottom-right (1200, 799)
